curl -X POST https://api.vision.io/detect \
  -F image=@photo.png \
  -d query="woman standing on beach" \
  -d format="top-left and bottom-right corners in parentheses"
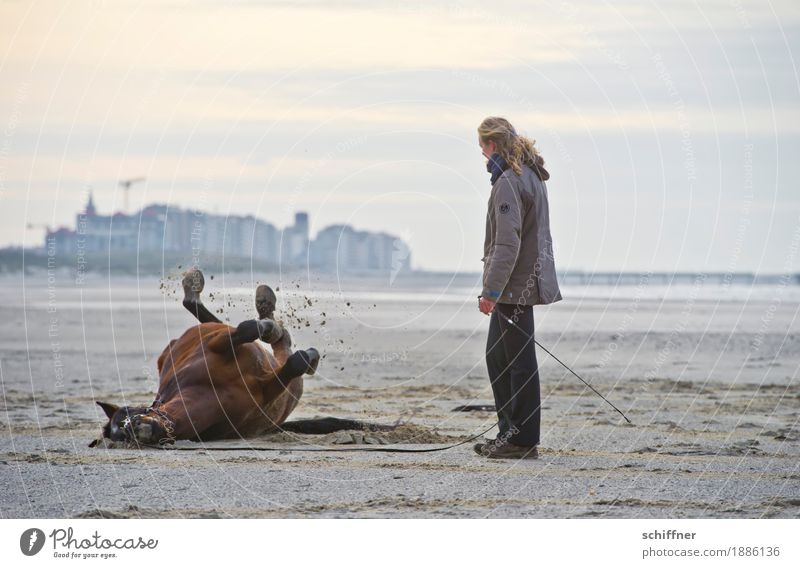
top-left (475, 116), bottom-right (563, 460)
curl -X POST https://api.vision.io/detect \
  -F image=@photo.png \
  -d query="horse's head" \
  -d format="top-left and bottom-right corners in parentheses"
top-left (89, 401), bottom-right (169, 447)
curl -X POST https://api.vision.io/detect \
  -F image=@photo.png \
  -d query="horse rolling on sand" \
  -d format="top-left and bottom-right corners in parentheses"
top-left (92, 268), bottom-right (388, 446)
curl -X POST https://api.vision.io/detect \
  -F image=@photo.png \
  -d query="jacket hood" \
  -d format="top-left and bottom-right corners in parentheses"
top-left (486, 152), bottom-right (550, 183)
top-left (530, 153), bottom-right (550, 181)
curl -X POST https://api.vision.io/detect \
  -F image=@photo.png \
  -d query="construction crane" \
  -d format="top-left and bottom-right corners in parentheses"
top-left (119, 177), bottom-right (146, 213)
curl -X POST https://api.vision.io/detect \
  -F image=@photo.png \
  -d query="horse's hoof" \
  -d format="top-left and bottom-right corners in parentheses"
top-left (305, 348), bottom-right (320, 376)
top-left (257, 319), bottom-right (283, 344)
top-left (255, 284), bottom-right (277, 320)
top-left (182, 268), bottom-right (205, 298)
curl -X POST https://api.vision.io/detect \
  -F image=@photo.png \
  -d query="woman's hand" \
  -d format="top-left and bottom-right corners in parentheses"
top-left (478, 296), bottom-right (496, 315)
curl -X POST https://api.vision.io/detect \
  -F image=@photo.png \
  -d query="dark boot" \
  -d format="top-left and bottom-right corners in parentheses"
top-left (473, 439), bottom-right (538, 460)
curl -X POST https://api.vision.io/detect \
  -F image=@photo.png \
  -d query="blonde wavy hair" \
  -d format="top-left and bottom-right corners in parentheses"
top-left (477, 116), bottom-right (544, 177)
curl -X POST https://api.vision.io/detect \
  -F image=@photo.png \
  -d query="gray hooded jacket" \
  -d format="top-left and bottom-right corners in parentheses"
top-left (481, 162), bottom-right (563, 306)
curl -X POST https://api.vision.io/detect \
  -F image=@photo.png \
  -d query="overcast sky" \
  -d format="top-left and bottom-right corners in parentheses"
top-left (1, 0), bottom-right (798, 274)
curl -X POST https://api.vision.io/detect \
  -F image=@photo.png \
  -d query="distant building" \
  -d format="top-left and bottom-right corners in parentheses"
top-left (281, 212), bottom-right (310, 265)
top-left (46, 227), bottom-right (77, 258)
top-left (310, 224), bottom-right (412, 273)
top-left (45, 193), bottom-right (411, 273)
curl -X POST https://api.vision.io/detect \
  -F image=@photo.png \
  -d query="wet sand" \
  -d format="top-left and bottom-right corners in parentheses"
top-left (1, 271), bottom-right (798, 518)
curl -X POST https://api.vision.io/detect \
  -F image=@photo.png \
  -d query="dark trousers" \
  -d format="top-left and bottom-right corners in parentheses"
top-left (485, 303), bottom-right (541, 447)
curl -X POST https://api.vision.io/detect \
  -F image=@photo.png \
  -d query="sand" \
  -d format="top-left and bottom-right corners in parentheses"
top-left (0, 271), bottom-right (798, 518)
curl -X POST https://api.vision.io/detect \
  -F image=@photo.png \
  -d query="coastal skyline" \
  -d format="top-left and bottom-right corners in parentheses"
top-left (37, 190), bottom-right (412, 274)
top-left (1, 0), bottom-right (798, 274)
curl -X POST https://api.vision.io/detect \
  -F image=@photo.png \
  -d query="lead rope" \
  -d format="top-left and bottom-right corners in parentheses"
top-left (130, 421), bottom-right (499, 454)
top-left (151, 406), bottom-right (177, 446)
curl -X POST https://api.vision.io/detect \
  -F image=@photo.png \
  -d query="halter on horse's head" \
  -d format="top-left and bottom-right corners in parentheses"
top-left (89, 401), bottom-right (175, 447)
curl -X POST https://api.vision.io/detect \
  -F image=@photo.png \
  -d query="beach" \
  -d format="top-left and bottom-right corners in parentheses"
top-left (1, 270), bottom-right (798, 518)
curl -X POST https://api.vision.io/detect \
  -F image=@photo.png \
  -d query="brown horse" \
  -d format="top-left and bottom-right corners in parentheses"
top-left (92, 269), bottom-right (381, 446)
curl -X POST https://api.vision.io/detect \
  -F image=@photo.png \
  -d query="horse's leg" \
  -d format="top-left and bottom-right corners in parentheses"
top-left (181, 268), bottom-right (221, 324)
top-left (280, 417), bottom-right (396, 434)
top-left (254, 284), bottom-right (317, 376)
top-left (206, 318), bottom-right (319, 378)
top-left (255, 283), bottom-right (294, 367)
top-left (269, 324), bottom-right (294, 367)
top-left (207, 318), bottom-right (284, 354)
top-left (277, 347), bottom-right (320, 381)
